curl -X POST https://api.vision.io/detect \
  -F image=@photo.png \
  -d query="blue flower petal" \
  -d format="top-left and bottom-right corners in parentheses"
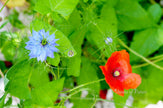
top-left (39, 29), bottom-right (46, 38)
top-left (47, 34), bottom-right (55, 42)
top-left (50, 42), bottom-right (59, 46)
top-left (45, 46), bottom-right (54, 58)
top-left (29, 46), bottom-right (39, 57)
top-left (25, 29), bottom-right (59, 62)
top-left (32, 30), bottom-right (43, 42)
top-left (48, 46), bottom-right (59, 52)
top-left (45, 31), bottom-right (49, 38)
top-left (37, 49), bottom-right (47, 62)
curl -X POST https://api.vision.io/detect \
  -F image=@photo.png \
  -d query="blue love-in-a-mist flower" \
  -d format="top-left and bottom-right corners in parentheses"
top-left (25, 29), bottom-right (59, 62)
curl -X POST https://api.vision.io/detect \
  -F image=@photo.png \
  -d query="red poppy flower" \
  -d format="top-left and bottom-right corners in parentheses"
top-left (99, 50), bottom-right (141, 96)
top-left (99, 89), bottom-right (108, 99)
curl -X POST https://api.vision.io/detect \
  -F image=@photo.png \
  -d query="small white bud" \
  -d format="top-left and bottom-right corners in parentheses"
top-left (105, 37), bottom-right (113, 45)
top-left (68, 50), bottom-right (74, 57)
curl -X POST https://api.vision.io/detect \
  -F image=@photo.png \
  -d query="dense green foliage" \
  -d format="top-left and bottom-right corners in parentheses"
top-left (0, 0), bottom-right (163, 108)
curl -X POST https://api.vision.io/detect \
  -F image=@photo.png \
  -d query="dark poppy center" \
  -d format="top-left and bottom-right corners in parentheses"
top-left (41, 38), bottom-right (47, 46)
top-left (113, 71), bottom-right (120, 77)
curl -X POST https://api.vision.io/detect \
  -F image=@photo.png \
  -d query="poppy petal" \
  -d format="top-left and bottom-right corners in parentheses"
top-left (106, 50), bottom-right (130, 66)
top-left (122, 73), bottom-right (141, 90)
top-left (99, 66), bottom-right (107, 76)
top-left (106, 78), bottom-right (124, 96)
top-left (100, 66), bottom-right (124, 96)
top-left (105, 50), bottom-right (132, 74)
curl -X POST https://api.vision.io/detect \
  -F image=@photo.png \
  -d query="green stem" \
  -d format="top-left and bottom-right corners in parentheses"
top-left (63, 78), bottom-right (105, 93)
top-left (49, 66), bottom-right (57, 80)
top-left (57, 66), bottom-right (60, 78)
top-left (58, 88), bottom-right (87, 106)
top-left (118, 39), bottom-right (163, 70)
top-left (91, 95), bottom-right (97, 108)
top-left (46, 62), bottom-right (57, 80)
top-left (132, 57), bottom-right (163, 69)
top-left (67, 88), bottom-right (87, 99)
top-left (51, 71), bottom-right (57, 80)
top-left (0, 0), bottom-right (10, 13)
top-left (148, 54), bottom-right (163, 60)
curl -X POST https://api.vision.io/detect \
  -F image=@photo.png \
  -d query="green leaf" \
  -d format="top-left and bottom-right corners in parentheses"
top-left (86, 4), bottom-right (117, 57)
top-left (31, 78), bottom-right (65, 106)
top-left (5, 59), bottom-right (65, 106)
top-left (51, 16), bottom-right (74, 37)
top-left (5, 59), bottom-right (49, 99)
top-left (47, 53), bottom-right (60, 66)
top-left (68, 9), bottom-right (81, 31)
top-left (98, 3), bottom-right (117, 36)
top-left (115, 0), bottom-right (154, 31)
top-left (34, 0), bottom-right (79, 18)
top-left (130, 27), bottom-right (163, 62)
top-left (147, 3), bottom-right (162, 23)
top-left (49, 0), bottom-right (79, 18)
top-left (50, 12), bottom-right (64, 23)
top-left (53, 9), bottom-right (81, 36)
top-left (77, 57), bottom-right (100, 94)
top-left (34, 0), bottom-right (51, 15)
top-left (30, 19), bottom-right (51, 32)
top-left (66, 26), bottom-right (86, 76)
top-left (29, 64), bottom-right (49, 88)
top-left (132, 62), bottom-right (163, 107)
top-left (64, 77), bottom-right (74, 89)
top-left (55, 30), bottom-right (77, 57)
top-left (83, 0), bottom-right (88, 2)
top-left (102, 0), bottom-right (118, 7)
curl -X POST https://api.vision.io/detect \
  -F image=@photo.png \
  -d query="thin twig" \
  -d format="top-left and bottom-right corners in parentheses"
top-left (0, 69), bottom-right (4, 78)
